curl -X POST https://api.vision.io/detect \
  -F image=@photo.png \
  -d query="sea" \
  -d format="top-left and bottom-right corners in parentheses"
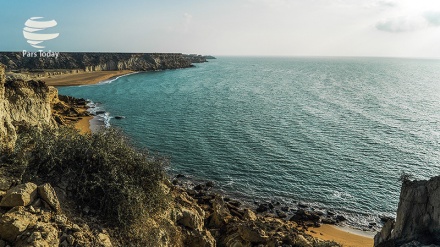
top-left (58, 57), bottom-right (440, 228)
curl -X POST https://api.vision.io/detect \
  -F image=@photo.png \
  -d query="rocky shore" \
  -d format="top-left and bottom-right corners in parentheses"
top-left (2, 60), bottom-right (438, 246)
top-left (0, 175), bottom-right (342, 247)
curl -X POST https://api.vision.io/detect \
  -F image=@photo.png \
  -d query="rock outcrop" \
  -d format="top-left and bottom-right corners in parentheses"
top-left (0, 52), bottom-right (193, 72)
top-left (375, 176), bottom-right (440, 246)
top-left (0, 64), bottom-right (58, 150)
top-left (0, 182), bottom-right (111, 246)
top-left (0, 64), bottom-right (17, 150)
top-left (0, 63), bottom-right (90, 150)
top-left (170, 178), bottom-right (341, 247)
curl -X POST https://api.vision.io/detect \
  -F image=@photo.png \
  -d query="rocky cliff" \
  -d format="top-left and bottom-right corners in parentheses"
top-left (0, 52), bottom-right (193, 72)
top-left (0, 63), bottom-right (72, 150)
top-left (375, 176), bottom-right (440, 246)
top-left (0, 64), bottom-right (16, 150)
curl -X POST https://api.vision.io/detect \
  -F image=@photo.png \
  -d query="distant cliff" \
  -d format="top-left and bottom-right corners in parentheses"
top-left (0, 52), bottom-right (194, 72)
top-left (375, 175), bottom-right (440, 246)
top-left (183, 54), bottom-right (216, 63)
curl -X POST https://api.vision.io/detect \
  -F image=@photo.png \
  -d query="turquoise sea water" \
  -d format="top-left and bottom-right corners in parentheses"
top-left (59, 57), bottom-right (440, 226)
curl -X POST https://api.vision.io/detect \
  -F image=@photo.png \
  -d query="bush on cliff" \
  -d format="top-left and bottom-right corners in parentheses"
top-left (4, 126), bottom-right (169, 232)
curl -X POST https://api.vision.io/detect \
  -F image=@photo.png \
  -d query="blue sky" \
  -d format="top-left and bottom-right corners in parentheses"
top-left (2, 0), bottom-right (440, 57)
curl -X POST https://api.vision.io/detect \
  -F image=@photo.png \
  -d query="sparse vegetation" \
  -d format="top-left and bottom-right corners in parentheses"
top-left (3, 126), bottom-right (169, 241)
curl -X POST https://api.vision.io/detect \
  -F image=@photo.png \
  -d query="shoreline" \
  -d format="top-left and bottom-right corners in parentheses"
top-left (174, 175), bottom-right (375, 246)
top-left (44, 70), bottom-right (134, 87)
top-left (307, 225), bottom-right (374, 246)
top-left (49, 70), bottom-right (138, 134)
top-left (58, 70), bottom-right (376, 246)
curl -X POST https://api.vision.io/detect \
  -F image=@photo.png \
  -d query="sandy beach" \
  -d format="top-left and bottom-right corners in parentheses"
top-left (74, 116), bottom-right (93, 134)
top-left (307, 225), bottom-right (374, 247)
top-left (44, 70), bottom-right (134, 86)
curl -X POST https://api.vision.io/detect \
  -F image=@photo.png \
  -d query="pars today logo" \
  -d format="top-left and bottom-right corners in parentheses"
top-left (22, 17), bottom-right (60, 58)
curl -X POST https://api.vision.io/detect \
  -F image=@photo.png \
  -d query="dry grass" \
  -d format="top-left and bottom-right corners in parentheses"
top-left (2, 126), bottom-right (170, 244)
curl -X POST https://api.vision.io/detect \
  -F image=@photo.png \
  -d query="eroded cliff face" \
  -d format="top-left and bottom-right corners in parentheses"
top-left (0, 64), bottom-right (16, 150)
top-left (0, 52), bottom-right (193, 72)
top-left (0, 63), bottom-right (56, 150)
top-left (375, 176), bottom-right (440, 246)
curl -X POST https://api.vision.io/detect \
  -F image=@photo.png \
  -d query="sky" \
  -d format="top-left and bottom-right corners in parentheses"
top-left (2, 0), bottom-right (440, 57)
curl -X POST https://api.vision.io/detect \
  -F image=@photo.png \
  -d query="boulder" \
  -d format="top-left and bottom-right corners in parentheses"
top-left (0, 183), bottom-right (37, 207)
top-left (0, 207), bottom-right (38, 242)
top-left (209, 198), bottom-right (231, 228)
top-left (256, 203), bottom-right (269, 213)
top-left (97, 233), bottom-right (113, 247)
top-left (296, 234), bottom-right (312, 247)
top-left (15, 222), bottom-right (59, 247)
top-left (177, 208), bottom-right (204, 231)
top-left (37, 183), bottom-right (61, 213)
top-left (243, 209), bottom-right (257, 221)
top-left (237, 223), bottom-right (269, 243)
top-left (184, 230), bottom-right (216, 247)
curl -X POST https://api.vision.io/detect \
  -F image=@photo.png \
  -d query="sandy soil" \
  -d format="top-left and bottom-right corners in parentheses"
top-left (307, 225), bottom-right (374, 247)
top-left (44, 70), bottom-right (134, 86)
top-left (74, 116), bottom-right (93, 134)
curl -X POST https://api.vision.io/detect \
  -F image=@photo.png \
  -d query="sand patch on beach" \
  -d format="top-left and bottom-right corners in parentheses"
top-left (307, 224), bottom-right (374, 247)
top-left (44, 70), bottom-right (133, 86)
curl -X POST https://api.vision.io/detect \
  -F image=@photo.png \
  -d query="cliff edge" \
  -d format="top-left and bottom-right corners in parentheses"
top-left (375, 175), bottom-right (440, 246)
top-left (0, 52), bottom-right (193, 72)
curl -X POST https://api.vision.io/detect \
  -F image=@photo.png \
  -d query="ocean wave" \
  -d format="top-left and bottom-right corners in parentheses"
top-left (98, 71), bottom-right (140, 85)
top-left (86, 100), bottom-right (111, 128)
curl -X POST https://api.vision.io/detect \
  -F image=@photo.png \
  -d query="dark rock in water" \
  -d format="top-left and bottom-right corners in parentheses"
top-left (114, 116), bottom-right (125, 119)
top-left (290, 209), bottom-right (321, 223)
top-left (194, 184), bottom-right (205, 191)
top-left (256, 204), bottom-right (269, 213)
top-left (276, 210), bottom-right (287, 219)
top-left (229, 200), bottom-right (241, 208)
top-left (268, 203), bottom-right (275, 210)
top-left (369, 222), bottom-right (377, 226)
top-left (175, 174), bottom-right (185, 179)
top-left (186, 189), bottom-right (196, 197)
top-left (298, 202), bottom-right (308, 208)
top-left (336, 215), bottom-right (346, 222)
top-left (321, 218), bottom-right (336, 224)
top-left (314, 210), bottom-right (325, 216)
top-left (95, 110), bottom-right (106, 114)
top-left (380, 215), bottom-right (394, 222)
top-left (205, 181), bottom-right (215, 188)
top-left (281, 206), bottom-right (289, 212)
top-left (327, 210), bottom-right (336, 216)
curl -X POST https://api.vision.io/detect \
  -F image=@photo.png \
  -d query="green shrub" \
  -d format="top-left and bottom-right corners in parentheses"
top-left (7, 126), bottom-right (169, 231)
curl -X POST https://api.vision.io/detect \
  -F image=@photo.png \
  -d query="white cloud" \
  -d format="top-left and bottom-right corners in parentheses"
top-left (376, 11), bottom-right (440, 32)
top-left (424, 11), bottom-right (440, 26)
top-left (377, 0), bottom-right (397, 8)
top-left (376, 15), bottom-right (428, 32)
